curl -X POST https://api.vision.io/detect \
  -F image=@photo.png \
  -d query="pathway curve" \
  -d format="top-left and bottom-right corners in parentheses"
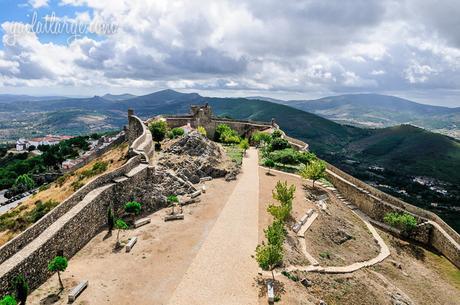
top-left (167, 148), bottom-right (259, 305)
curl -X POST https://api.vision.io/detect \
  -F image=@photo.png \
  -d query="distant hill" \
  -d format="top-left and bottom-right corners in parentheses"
top-left (102, 93), bottom-right (137, 101)
top-left (1, 89), bottom-right (459, 230)
top-left (265, 94), bottom-right (460, 138)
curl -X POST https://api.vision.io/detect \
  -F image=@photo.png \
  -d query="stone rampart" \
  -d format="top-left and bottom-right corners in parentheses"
top-left (0, 110), bottom-right (189, 296)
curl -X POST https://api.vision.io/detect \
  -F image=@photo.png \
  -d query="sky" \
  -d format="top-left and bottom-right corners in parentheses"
top-left (0, 0), bottom-right (460, 107)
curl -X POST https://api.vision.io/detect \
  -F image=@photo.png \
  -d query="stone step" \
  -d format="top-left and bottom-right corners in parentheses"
top-left (126, 237), bottom-right (137, 253)
top-left (134, 217), bottom-right (150, 228)
top-left (164, 214), bottom-right (184, 221)
top-left (68, 280), bottom-right (88, 303)
top-left (113, 176), bottom-right (128, 183)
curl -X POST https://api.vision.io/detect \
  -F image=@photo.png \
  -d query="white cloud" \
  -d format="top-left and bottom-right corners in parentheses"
top-left (0, 0), bottom-right (459, 105)
top-left (28, 0), bottom-right (49, 8)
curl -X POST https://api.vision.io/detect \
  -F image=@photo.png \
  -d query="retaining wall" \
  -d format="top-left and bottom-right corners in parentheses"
top-left (278, 132), bottom-right (460, 268)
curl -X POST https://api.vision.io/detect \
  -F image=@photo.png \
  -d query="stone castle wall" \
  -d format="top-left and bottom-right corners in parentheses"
top-left (280, 134), bottom-right (460, 268)
top-left (159, 104), bottom-right (273, 139)
top-left (0, 112), bottom-right (192, 296)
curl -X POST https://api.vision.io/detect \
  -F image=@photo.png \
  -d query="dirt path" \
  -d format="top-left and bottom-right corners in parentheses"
top-left (167, 148), bottom-right (260, 305)
top-left (27, 177), bottom-right (238, 305)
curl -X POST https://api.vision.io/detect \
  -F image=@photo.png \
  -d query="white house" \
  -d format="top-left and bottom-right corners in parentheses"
top-left (16, 135), bottom-right (73, 151)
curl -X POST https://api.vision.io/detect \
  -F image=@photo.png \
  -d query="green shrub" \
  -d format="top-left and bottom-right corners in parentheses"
top-left (384, 212), bottom-right (418, 232)
top-left (197, 126), bottom-right (207, 137)
top-left (0, 295), bottom-right (17, 305)
top-left (12, 274), bottom-right (28, 305)
top-left (29, 200), bottom-right (60, 223)
top-left (239, 139), bottom-right (250, 151)
top-left (251, 132), bottom-right (272, 145)
top-left (272, 181), bottom-right (296, 207)
top-left (71, 180), bottom-right (85, 191)
top-left (255, 244), bottom-right (283, 271)
top-left (269, 137), bottom-right (290, 151)
top-left (319, 251), bottom-right (331, 259)
top-left (149, 120), bottom-right (169, 143)
top-left (281, 270), bottom-right (299, 282)
top-left (299, 159), bottom-right (326, 187)
top-left (14, 174), bottom-right (35, 190)
top-left (269, 148), bottom-right (299, 165)
top-left (81, 161), bottom-right (108, 178)
top-left (171, 127), bottom-right (185, 138)
top-left (215, 124), bottom-right (241, 144)
top-left (271, 130), bottom-right (283, 138)
top-left (167, 195), bottom-right (179, 203)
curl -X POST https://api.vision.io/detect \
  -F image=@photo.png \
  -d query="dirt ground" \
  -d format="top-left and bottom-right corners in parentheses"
top-left (303, 186), bottom-right (380, 267)
top-left (271, 229), bottom-right (460, 305)
top-left (27, 177), bottom-right (238, 305)
top-left (256, 168), bottom-right (460, 305)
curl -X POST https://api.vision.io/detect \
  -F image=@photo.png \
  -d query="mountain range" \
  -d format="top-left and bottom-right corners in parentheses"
top-left (252, 94), bottom-right (460, 139)
top-left (0, 89), bottom-right (459, 230)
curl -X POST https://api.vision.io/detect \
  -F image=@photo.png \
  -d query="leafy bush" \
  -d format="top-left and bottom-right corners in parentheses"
top-left (81, 161), bottom-right (108, 178)
top-left (269, 149), bottom-right (299, 165)
top-left (12, 274), bottom-right (28, 305)
top-left (215, 124), bottom-right (241, 144)
top-left (149, 120), bottom-right (169, 143)
top-left (267, 203), bottom-right (291, 222)
top-left (0, 295), bottom-right (16, 305)
top-left (271, 129), bottom-right (283, 138)
top-left (171, 127), bottom-right (185, 138)
top-left (281, 270), bottom-right (299, 282)
top-left (167, 195), bottom-right (179, 203)
top-left (239, 138), bottom-right (249, 151)
top-left (70, 180), bottom-right (85, 191)
top-left (255, 244), bottom-right (283, 271)
top-left (383, 212), bottom-right (418, 232)
top-left (319, 251), bottom-right (331, 259)
top-left (29, 200), bottom-right (60, 223)
top-left (197, 126), bottom-right (207, 137)
top-left (14, 174), bottom-right (35, 190)
top-left (251, 132), bottom-right (272, 145)
top-left (269, 137), bottom-right (290, 151)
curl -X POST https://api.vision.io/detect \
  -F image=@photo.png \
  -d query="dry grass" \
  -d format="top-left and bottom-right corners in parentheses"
top-left (0, 143), bottom-right (129, 246)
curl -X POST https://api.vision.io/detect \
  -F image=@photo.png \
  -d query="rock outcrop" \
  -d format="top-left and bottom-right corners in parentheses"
top-left (158, 132), bottom-right (239, 183)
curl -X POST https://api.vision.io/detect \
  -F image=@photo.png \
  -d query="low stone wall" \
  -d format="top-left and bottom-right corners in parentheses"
top-left (62, 132), bottom-right (126, 173)
top-left (280, 132), bottom-right (460, 268)
top-left (128, 112), bottom-right (154, 162)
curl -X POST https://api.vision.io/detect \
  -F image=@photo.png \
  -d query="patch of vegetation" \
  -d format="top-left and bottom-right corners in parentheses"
top-left (168, 127), bottom-right (185, 139)
top-left (124, 201), bottom-right (142, 223)
top-left (0, 199), bottom-right (59, 232)
top-left (224, 145), bottom-right (244, 166)
top-left (0, 295), bottom-right (16, 305)
top-left (383, 212), bottom-right (418, 232)
top-left (115, 219), bottom-right (129, 247)
top-left (269, 148), bottom-right (316, 165)
top-left (149, 120), bottom-right (168, 144)
top-left (81, 161), bottom-right (109, 178)
top-left (197, 126), bottom-right (207, 137)
top-left (281, 270), bottom-right (300, 282)
top-left (299, 159), bottom-right (326, 188)
top-left (215, 124), bottom-right (241, 144)
top-left (319, 251), bottom-right (332, 259)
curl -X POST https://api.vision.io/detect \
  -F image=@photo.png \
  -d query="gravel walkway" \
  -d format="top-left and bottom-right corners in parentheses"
top-left (168, 148), bottom-right (260, 305)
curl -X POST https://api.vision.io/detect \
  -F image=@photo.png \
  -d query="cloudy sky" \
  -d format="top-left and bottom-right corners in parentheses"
top-left (0, 0), bottom-right (459, 106)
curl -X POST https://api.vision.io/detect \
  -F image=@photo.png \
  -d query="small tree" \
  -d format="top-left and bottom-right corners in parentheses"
top-left (12, 274), bottom-right (28, 305)
top-left (48, 256), bottom-right (68, 291)
top-left (239, 139), bottom-right (249, 155)
top-left (264, 220), bottom-right (285, 247)
top-left (299, 159), bottom-right (326, 188)
top-left (272, 181), bottom-right (295, 207)
top-left (0, 296), bottom-right (16, 305)
top-left (115, 219), bottom-right (129, 247)
top-left (197, 126), bottom-right (207, 137)
top-left (107, 207), bottom-right (115, 234)
top-left (124, 201), bottom-right (142, 224)
top-left (149, 120), bottom-right (168, 144)
top-left (271, 129), bottom-right (283, 139)
top-left (14, 174), bottom-right (35, 191)
top-left (267, 203), bottom-right (291, 222)
top-left (263, 159), bottom-right (275, 174)
top-left (255, 244), bottom-right (283, 282)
